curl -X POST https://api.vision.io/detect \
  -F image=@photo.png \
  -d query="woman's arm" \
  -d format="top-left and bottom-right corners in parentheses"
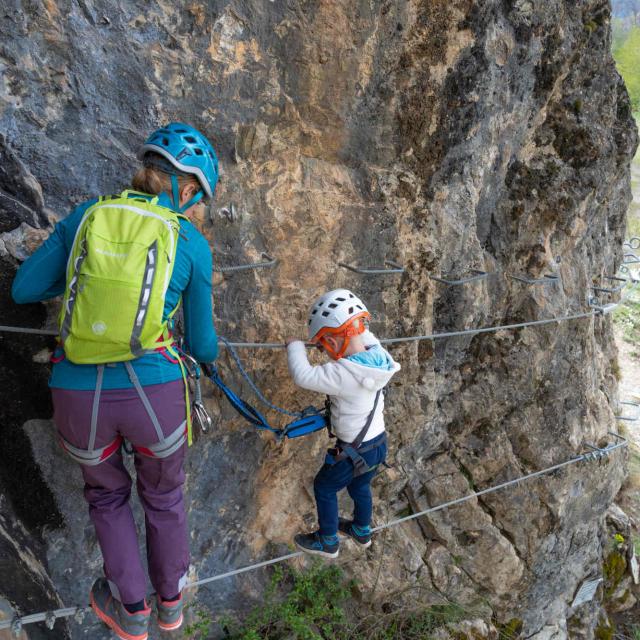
top-left (182, 233), bottom-right (218, 363)
top-left (11, 201), bottom-right (94, 304)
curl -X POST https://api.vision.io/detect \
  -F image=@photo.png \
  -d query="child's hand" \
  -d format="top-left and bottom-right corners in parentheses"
top-left (285, 337), bottom-right (301, 346)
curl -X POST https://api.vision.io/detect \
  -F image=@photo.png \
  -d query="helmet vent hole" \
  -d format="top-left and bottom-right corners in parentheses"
top-left (162, 137), bottom-right (169, 146)
top-left (194, 148), bottom-right (203, 155)
top-left (328, 303), bottom-right (338, 309)
top-left (336, 297), bottom-right (345, 301)
top-left (322, 311), bottom-right (330, 317)
top-left (348, 306), bottom-right (354, 314)
top-left (356, 305), bottom-right (363, 310)
top-left (175, 128), bottom-right (187, 133)
top-left (349, 293), bottom-right (354, 298)
top-left (318, 302), bottom-right (323, 306)
top-left (311, 310), bottom-right (318, 315)
top-left (185, 136), bottom-right (197, 143)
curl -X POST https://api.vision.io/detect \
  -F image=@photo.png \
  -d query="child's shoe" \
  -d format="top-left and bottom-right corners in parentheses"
top-left (157, 593), bottom-right (184, 631)
top-left (294, 531), bottom-right (340, 558)
top-left (338, 518), bottom-right (372, 548)
top-left (90, 578), bottom-right (150, 640)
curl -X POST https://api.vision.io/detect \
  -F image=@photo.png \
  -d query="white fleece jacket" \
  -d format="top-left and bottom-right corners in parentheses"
top-left (286, 331), bottom-right (401, 443)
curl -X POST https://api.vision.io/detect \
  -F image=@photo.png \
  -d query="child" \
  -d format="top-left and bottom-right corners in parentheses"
top-left (285, 289), bottom-right (400, 557)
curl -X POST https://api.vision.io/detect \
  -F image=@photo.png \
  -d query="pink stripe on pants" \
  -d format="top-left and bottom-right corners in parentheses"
top-left (52, 379), bottom-right (189, 603)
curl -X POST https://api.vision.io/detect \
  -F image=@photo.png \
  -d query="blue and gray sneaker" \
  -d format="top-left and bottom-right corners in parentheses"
top-left (294, 531), bottom-right (340, 558)
top-left (338, 518), bottom-right (372, 548)
top-left (89, 578), bottom-right (150, 640)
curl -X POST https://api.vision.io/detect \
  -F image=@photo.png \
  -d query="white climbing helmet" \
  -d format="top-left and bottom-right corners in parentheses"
top-left (307, 289), bottom-right (370, 342)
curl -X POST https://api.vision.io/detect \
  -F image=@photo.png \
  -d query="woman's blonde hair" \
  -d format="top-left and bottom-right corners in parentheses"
top-left (131, 165), bottom-right (200, 197)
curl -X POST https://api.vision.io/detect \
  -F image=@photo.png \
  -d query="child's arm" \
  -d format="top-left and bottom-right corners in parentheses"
top-left (286, 341), bottom-right (345, 395)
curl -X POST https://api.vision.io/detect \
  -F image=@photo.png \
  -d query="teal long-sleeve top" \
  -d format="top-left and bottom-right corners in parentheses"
top-left (11, 191), bottom-right (218, 390)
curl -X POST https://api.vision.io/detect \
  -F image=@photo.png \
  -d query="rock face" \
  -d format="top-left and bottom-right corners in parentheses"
top-left (0, 0), bottom-right (637, 638)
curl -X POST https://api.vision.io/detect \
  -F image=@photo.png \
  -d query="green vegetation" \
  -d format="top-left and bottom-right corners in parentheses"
top-left (184, 604), bottom-right (213, 639)
top-left (613, 294), bottom-right (640, 356)
top-left (214, 563), bottom-right (480, 640)
top-left (353, 603), bottom-right (467, 640)
top-left (613, 23), bottom-right (640, 112)
top-left (219, 563), bottom-right (351, 640)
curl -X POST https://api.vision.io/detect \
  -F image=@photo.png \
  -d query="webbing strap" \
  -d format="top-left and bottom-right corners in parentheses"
top-left (337, 433), bottom-right (387, 478)
top-left (168, 345), bottom-right (193, 446)
top-left (208, 368), bottom-right (279, 435)
top-left (88, 365), bottom-right (104, 453)
top-left (130, 241), bottom-right (158, 357)
top-left (58, 433), bottom-right (122, 466)
top-left (60, 240), bottom-right (88, 342)
top-left (124, 362), bottom-right (165, 442)
top-left (135, 420), bottom-right (187, 459)
top-left (352, 389), bottom-right (382, 449)
top-left (330, 389), bottom-right (383, 477)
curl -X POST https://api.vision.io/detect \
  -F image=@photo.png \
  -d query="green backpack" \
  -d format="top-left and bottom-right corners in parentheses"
top-left (59, 191), bottom-right (182, 364)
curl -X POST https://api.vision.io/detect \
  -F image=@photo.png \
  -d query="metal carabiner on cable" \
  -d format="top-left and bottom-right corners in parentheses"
top-left (179, 351), bottom-right (213, 433)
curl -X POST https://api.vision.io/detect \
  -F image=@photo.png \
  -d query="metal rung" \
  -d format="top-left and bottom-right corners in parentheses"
top-left (624, 237), bottom-right (640, 250)
top-left (583, 443), bottom-right (610, 462)
top-left (214, 253), bottom-right (277, 273)
top-left (583, 431), bottom-right (628, 462)
top-left (509, 273), bottom-right (560, 285)
top-left (588, 300), bottom-right (619, 315)
top-left (619, 263), bottom-right (640, 279)
top-left (338, 260), bottom-right (405, 275)
top-left (430, 269), bottom-right (489, 286)
top-left (615, 401), bottom-right (640, 422)
top-left (591, 275), bottom-right (627, 294)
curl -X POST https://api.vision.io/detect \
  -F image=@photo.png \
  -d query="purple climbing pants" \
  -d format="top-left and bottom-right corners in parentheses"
top-left (51, 380), bottom-right (189, 604)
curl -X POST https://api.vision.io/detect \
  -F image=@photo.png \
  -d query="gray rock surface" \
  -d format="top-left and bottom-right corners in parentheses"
top-left (0, 0), bottom-right (637, 638)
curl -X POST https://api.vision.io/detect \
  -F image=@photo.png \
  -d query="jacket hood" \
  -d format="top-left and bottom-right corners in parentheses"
top-left (337, 348), bottom-right (401, 391)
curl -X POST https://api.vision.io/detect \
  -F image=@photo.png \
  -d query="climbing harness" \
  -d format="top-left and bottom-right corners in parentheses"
top-left (58, 361), bottom-right (189, 465)
top-left (4, 430), bottom-right (627, 634)
top-left (325, 389), bottom-right (385, 477)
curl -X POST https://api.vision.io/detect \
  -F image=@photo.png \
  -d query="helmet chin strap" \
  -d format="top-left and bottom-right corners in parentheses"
top-left (170, 174), bottom-right (204, 213)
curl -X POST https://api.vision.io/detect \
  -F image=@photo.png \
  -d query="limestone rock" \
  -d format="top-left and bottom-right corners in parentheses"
top-left (0, 1), bottom-right (636, 638)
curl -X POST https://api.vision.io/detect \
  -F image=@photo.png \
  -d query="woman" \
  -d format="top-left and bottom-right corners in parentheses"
top-left (12, 123), bottom-right (218, 640)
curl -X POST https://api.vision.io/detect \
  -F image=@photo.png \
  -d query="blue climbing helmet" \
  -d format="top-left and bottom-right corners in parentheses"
top-left (137, 122), bottom-right (219, 213)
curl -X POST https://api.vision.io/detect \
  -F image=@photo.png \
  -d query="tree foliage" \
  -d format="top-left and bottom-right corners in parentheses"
top-left (614, 26), bottom-right (640, 113)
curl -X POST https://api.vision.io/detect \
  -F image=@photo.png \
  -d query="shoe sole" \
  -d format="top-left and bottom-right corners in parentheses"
top-left (158, 613), bottom-right (184, 631)
top-left (294, 540), bottom-right (339, 558)
top-left (90, 592), bottom-right (148, 640)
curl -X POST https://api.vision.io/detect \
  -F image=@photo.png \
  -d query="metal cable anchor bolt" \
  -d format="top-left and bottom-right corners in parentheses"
top-left (10, 618), bottom-right (22, 637)
top-left (45, 611), bottom-right (56, 630)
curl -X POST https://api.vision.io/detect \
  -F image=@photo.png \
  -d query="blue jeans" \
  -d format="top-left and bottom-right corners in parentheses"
top-left (313, 433), bottom-right (387, 536)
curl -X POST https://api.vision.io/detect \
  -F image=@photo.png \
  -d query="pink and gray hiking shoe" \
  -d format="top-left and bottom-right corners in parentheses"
top-left (157, 593), bottom-right (184, 631)
top-left (90, 578), bottom-right (150, 640)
